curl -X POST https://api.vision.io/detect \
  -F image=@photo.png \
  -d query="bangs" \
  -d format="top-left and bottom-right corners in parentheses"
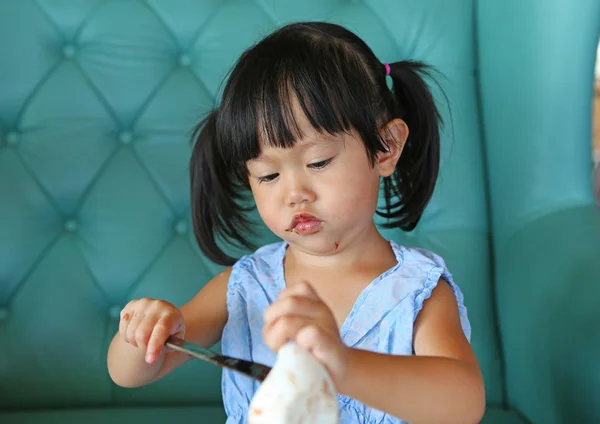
top-left (215, 27), bottom-right (385, 180)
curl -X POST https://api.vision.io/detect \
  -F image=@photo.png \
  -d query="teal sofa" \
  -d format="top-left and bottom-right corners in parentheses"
top-left (1, 1), bottom-right (599, 423)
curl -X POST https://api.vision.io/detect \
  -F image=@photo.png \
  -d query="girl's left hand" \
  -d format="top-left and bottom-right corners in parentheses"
top-left (263, 280), bottom-right (349, 389)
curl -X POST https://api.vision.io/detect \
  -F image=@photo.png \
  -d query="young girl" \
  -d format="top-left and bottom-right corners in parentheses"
top-left (107, 21), bottom-right (485, 424)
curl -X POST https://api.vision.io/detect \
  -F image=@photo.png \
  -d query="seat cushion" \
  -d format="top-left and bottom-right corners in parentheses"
top-left (1, 406), bottom-right (527, 424)
top-left (0, 406), bottom-right (227, 424)
top-left (482, 407), bottom-right (530, 424)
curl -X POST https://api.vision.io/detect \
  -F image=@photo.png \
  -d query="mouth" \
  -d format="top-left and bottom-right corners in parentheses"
top-left (286, 213), bottom-right (322, 235)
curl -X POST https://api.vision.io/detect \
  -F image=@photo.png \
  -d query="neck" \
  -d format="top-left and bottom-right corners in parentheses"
top-left (285, 222), bottom-right (396, 272)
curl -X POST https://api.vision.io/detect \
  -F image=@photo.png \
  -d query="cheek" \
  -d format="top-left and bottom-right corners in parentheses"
top-left (252, 188), bottom-right (281, 229)
top-left (325, 166), bottom-right (380, 220)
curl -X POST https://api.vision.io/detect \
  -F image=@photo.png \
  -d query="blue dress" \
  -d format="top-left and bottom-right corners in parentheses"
top-left (221, 240), bottom-right (471, 423)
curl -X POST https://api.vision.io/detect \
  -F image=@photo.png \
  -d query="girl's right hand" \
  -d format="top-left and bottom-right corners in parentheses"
top-left (119, 298), bottom-right (186, 364)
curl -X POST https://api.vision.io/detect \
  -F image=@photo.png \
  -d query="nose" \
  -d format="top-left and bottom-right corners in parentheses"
top-left (284, 173), bottom-right (316, 207)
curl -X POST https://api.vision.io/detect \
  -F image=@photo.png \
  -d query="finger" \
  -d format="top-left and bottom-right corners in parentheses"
top-left (119, 300), bottom-right (138, 339)
top-left (119, 309), bottom-right (132, 341)
top-left (279, 280), bottom-right (320, 300)
top-left (134, 318), bottom-right (155, 351)
top-left (263, 295), bottom-right (320, 325)
top-left (263, 315), bottom-right (312, 353)
top-left (296, 324), bottom-right (329, 359)
top-left (295, 325), bottom-right (343, 385)
top-left (146, 318), bottom-right (177, 363)
top-left (125, 310), bottom-right (145, 347)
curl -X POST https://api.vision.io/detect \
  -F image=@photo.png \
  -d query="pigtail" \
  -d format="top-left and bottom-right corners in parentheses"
top-left (380, 60), bottom-right (443, 231)
top-left (189, 110), bottom-right (255, 266)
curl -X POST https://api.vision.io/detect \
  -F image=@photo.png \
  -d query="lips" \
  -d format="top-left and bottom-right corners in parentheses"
top-left (287, 213), bottom-right (322, 235)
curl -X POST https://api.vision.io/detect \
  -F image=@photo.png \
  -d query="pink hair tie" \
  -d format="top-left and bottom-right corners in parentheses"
top-left (384, 63), bottom-right (391, 76)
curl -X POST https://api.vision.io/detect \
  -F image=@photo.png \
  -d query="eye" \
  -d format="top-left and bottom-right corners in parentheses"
top-left (308, 158), bottom-right (333, 170)
top-left (257, 173), bottom-right (279, 184)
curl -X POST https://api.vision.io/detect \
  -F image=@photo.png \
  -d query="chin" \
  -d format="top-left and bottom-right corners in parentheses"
top-left (284, 236), bottom-right (340, 256)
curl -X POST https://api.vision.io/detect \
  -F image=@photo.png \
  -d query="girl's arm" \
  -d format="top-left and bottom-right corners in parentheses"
top-left (107, 268), bottom-right (231, 388)
top-left (151, 267), bottom-right (231, 382)
top-left (339, 280), bottom-right (485, 424)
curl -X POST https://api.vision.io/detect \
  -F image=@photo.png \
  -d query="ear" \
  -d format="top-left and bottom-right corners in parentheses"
top-left (376, 119), bottom-right (409, 177)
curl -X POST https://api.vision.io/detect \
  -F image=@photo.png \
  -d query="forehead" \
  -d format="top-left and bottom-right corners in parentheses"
top-left (257, 94), bottom-right (309, 141)
top-left (256, 96), bottom-right (344, 150)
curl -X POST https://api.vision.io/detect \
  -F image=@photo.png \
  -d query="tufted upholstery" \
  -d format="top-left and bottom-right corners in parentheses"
top-left (1, 1), bottom-right (599, 423)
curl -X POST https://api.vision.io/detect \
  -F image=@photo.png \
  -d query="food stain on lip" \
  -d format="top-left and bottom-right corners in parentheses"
top-left (286, 213), bottom-right (322, 235)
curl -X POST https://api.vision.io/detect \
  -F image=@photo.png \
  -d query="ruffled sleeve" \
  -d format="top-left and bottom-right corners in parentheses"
top-left (411, 249), bottom-right (472, 341)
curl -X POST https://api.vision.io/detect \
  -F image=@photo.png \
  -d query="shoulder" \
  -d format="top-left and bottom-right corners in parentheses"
top-left (232, 242), bottom-right (285, 272)
top-left (357, 242), bottom-right (458, 313)
top-left (227, 241), bottom-right (286, 290)
top-left (390, 242), bottom-right (455, 290)
top-left (388, 241), bottom-right (471, 339)
top-left (392, 241), bottom-right (450, 272)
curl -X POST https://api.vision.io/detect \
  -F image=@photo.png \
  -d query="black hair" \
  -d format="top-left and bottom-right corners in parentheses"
top-left (190, 22), bottom-right (444, 266)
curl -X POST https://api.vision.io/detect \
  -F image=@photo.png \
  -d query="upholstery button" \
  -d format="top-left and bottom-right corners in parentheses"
top-left (64, 219), bottom-right (77, 232)
top-left (0, 307), bottom-right (8, 321)
top-left (179, 54), bottom-right (192, 67)
top-left (175, 219), bottom-right (188, 235)
top-left (63, 44), bottom-right (76, 59)
top-left (5, 131), bottom-right (19, 145)
top-left (108, 305), bottom-right (122, 320)
top-left (119, 131), bottom-right (133, 145)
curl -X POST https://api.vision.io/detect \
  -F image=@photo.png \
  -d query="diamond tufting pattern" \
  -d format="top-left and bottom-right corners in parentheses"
top-left (3, 0), bottom-right (598, 422)
top-left (0, 0), bottom-right (500, 412)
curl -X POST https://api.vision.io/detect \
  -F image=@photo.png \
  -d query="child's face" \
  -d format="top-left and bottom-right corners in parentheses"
top-left (246, 103), bottom-right (391, 256)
